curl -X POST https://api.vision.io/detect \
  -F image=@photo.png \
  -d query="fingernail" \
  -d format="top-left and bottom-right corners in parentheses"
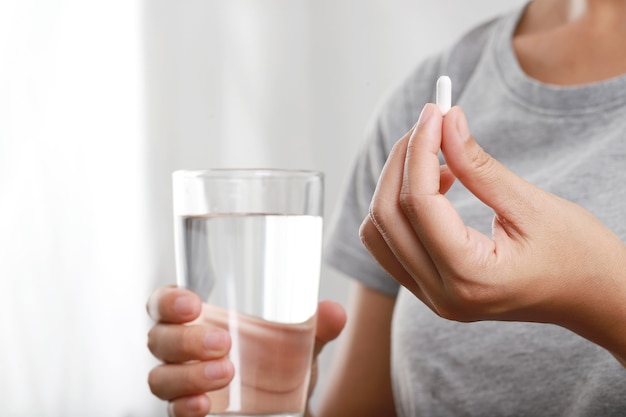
top-left (455, 108), bottom-right (470, 142)
top-left (205, 360), bottom-right (228, 379)
top-left (417, 103), bottom-right (435, 126)
top-left (174, 295), bottom-right (194, 316)
top-left (204, 330), bottom-right (229, 352)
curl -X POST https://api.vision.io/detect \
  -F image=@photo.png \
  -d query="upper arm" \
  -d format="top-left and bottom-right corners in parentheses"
top-left (313, 281), bottom-right (398, 417)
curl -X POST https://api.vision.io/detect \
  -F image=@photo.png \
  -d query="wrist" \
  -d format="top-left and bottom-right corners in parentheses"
top-left (557, 241), bottom-right (626, 365)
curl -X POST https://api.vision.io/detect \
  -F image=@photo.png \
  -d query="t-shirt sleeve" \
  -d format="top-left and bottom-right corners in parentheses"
top-left (323, 56), bottom-right (444, 296)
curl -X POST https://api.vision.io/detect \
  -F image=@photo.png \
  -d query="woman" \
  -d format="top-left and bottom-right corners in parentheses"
top-left (147, 1), bottom-right (626, 415)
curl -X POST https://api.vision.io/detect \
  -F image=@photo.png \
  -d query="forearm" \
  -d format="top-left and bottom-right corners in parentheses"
top-left (311, 282), bottom-right (397, 417)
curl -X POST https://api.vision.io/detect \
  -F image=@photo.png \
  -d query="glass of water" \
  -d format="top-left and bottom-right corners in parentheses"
top-left (172, 169), bottom-right (324, 417)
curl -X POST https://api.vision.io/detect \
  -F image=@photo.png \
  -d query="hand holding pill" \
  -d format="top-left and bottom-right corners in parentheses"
top-left (360, 77), bottom-right (626, 362)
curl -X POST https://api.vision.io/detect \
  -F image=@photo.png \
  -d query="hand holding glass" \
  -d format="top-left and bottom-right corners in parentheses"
top-left (173, 169), bottom-right (324, 417)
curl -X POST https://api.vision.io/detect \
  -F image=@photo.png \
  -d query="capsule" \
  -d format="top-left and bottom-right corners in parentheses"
top-left (436, 75), bottom-right (452, 115)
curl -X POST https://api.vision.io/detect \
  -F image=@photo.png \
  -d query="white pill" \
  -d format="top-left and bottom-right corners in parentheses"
top-left (436, 75), bottom-right (452, 115)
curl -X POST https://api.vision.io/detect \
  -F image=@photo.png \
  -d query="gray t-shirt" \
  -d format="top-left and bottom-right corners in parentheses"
top-left (324, 4), bottom-right (626, 416)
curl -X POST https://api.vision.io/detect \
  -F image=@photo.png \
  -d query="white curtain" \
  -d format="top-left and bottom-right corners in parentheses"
top-left (0, 0), bottom-right (523, 415)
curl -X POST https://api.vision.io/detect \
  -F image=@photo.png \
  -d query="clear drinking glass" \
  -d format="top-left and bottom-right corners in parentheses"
top-left (172, 169), bottom-right (324, 417)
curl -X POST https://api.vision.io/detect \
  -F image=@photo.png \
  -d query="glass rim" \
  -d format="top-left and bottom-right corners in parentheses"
top-left (173, 168), bottom-right (324, 180)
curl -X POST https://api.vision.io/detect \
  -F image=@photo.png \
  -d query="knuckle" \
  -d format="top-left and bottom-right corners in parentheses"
top-left (358, 216), bottom-right (378, 246)
top-left (148, 361), bottom-right (223, 402)
top-left (399, 191), bottom-right (420, 219)
top-left (469, 147), bottom-right (498, 182)
top-left (368, 198), bottom-right (393, 231)
top-left (469, 144), bottom-right (492, 170)
top-left (180, 325), bottom-right (199, 357)
top-left (146, 326), bottom-right (160, 355)
top-left (433, 297), bottom-right (477, 323)
top-left (146, 290), bottom-right (162, 322)
top-left (432, 301), bottom-right (463, 322)
top-left (147, 286), bottom-right (178, 322)
top-left (180, 365), bottom-right (200, 392)
top-left (147, 367), bottom-right (167, 399)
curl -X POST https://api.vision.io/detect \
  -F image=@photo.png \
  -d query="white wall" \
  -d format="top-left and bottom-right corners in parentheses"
top-left (0, 0), bottom-right (524, 415)
top-left (0, 0), bottom-right (159, 415)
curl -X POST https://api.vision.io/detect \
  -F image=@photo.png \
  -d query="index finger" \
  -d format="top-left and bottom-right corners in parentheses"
top-left (146, 286), bottom-right (202, 324)
top-left (400, 105), bottom-right (494, 268)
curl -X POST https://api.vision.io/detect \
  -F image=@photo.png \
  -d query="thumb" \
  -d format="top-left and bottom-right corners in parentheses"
top-left (313, 300), bottom-right (347, 357)
top-left (308, 300), bottom-right (347, 399)
top-left (441, 106), bottom-right (539, 227)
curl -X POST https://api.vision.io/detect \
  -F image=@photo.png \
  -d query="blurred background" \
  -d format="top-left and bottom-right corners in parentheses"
top-left (0, 0), bottom-right (524, 415)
